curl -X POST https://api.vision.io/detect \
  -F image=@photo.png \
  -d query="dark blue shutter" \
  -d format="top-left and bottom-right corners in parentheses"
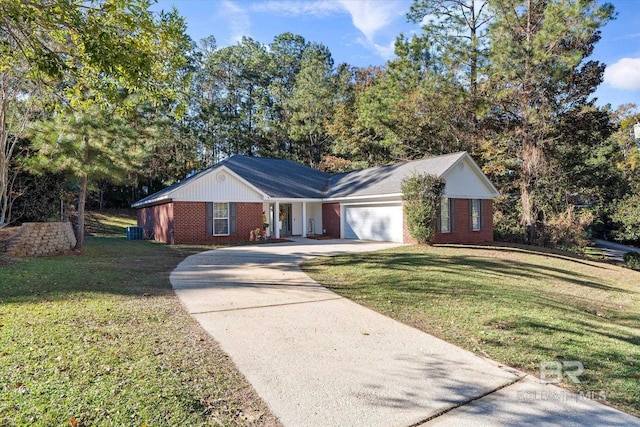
top-left (450, 198), bottom-right (455, 232)
top-left (206, 202), bottom-right (213, 236)
top-left (229, 202), bottom-right (237, 235)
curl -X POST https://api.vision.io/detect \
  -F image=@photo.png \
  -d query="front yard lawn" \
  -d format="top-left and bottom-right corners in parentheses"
top-left (302, 244), bottom-right (640, 417)
top-left (0, 236), bottom-right (280, 426)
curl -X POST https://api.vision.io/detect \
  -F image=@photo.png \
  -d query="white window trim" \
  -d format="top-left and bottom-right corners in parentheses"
top-left (213, 202), bottom-right (230, 236)
top-left (440, 197), bottom-right (451, 233)
top-left (471, 199), bottom-right (482, 231)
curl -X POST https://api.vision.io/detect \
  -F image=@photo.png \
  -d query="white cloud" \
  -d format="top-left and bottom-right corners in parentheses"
top-left (218, 0), bottom-right (251, 44)
top-left (252, 1), bottom-right (404, 43)
top-left (604, 58), bottom-right (640, 90)
top-left (337, 0), bottom-right (402, 42)
top-left (249, 0), bottom-right (408, 60)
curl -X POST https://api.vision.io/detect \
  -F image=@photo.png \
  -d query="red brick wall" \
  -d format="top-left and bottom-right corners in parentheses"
top-left (137, 202), bottom-right (174, 243)
top-left (172, 201), bottom-right (263, 244)
top-left (402, 202), bottom-right (418, 245)
top-left (430, 199), bottom-right (493, 244)
top-left (322, 203), bottom-right (341, 238)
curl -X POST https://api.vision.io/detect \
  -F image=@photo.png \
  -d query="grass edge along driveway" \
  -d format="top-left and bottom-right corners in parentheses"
top-left (302, 243), bottom-right (640, 418)
top-left (0, 236), bottom-right (281, 427)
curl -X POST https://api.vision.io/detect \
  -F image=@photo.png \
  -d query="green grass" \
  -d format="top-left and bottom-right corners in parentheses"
top-left (1, 218), bottom-right (280, 426)
top-left (84, 210), bottom-right (138, 236)
top-left (302, 244), bottom-right (640, 417)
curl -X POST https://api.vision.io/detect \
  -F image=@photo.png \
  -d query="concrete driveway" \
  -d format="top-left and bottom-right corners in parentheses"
top-left (170, 238), bottom-right (639, 427)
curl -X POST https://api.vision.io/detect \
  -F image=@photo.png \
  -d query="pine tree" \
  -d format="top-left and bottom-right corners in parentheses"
top-left (487, 0), bottom-right (614, 243)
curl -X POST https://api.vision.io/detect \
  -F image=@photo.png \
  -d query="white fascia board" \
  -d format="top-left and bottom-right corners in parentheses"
top-left (264, 197), bottom-right (321, 203)
top-left (442, 193), bottom-right (497, 200)
top-left (131, 194), bottom-right (172, 208)
top-left (341, 200), bottom-right (403, 207)
top-left (322, 193), bottom-right (403, 203)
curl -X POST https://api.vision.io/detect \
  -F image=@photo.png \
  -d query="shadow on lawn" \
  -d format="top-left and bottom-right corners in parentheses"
top-left (438, 242), bottom-right (612, 269)
top-left (0, 237), bottom-right (213, 303)
top-left (318, 249), bottom-right (632, 294)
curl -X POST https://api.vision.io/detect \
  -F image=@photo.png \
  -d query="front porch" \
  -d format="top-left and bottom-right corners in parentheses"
top-left (263, 201), bottom-right (323, 239)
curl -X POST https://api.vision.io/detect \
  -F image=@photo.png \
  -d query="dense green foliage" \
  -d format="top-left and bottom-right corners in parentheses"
top-left (401, 174), bottom-right (445, 244)
top-left (1, 0), bottom-right (638, 249)
top-left (623, 252), bottom-right (640, 271)
top-left (0, 0), bottom-right (191, 248)
top-left (613, 194), bottom-right (640, 243)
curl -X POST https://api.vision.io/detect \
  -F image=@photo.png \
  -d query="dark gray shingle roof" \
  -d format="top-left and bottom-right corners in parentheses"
top-left (326, 152), bottom-right (466, 198)
top-left (132, 155), bottom-right (330, 207)
top-left (133, 152), bottom-right (471, 207)
top-left (223, 156), bottom-right (329, 198)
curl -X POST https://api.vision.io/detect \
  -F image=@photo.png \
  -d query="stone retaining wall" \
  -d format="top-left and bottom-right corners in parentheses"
top-left (6, 222), bottom-right (77, 257)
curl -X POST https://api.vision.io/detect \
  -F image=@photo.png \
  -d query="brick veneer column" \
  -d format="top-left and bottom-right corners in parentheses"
top-left (322, 203), bottom-right (341, 238)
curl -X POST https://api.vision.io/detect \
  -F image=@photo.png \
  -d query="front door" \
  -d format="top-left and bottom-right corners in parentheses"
top-left (279, 204), bottom-right (292, 236)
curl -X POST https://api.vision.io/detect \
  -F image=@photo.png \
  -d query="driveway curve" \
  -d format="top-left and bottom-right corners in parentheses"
top-left (170, 238), bottom-right (639, 427)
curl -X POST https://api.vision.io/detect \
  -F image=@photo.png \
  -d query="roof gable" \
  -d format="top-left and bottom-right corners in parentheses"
top-left (440, 154), bottom-right (500, 199)
top-left (173, 165), bottom-right (265, 202)
top-left (326, 152), bottom-right (472, 199)
top-left (133, 152), bottom-right (498, 208)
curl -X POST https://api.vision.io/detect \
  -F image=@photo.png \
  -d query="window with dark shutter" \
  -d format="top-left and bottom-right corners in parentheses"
top-left (213, 203), bottom-right (230, 235)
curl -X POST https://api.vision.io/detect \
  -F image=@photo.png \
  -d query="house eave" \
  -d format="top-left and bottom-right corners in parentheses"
top-left (132, 197), bottom-right (173, 209)
top-left (322, 193), bottom-right (403, 203)
top-left (264, 197), bottom-right (322, 203)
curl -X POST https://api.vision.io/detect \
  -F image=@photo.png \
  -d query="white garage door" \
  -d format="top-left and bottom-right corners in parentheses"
top-left (344, 204), bottom-right (403, 243)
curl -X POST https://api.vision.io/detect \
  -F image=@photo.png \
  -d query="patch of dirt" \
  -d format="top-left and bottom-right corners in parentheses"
top-left (264, 238), bottom-right (293, 244)
top-left (306, 235), bottom-right (337, 240)
top-left (0, 227), bottom-right (20, 242)
top-left (0, 227), bottom-right (20, 255)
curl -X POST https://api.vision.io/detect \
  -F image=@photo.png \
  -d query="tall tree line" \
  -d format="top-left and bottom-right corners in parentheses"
top-left (3, 0), bottom-right (638, 249)
top-left (0, 0), bottom-right (191, 248)
top-left (189, 33), bottom-right (343, 168)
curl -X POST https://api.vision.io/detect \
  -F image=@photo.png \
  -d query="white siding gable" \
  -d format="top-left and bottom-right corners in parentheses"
top-left (442, 156), bottom-right (499, 199)
top-left (173, 167), bottom-right (264, 202)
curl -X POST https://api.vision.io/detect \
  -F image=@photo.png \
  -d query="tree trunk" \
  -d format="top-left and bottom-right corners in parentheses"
top-left (76, 173), bottom-right (88, 249)
top-left (0, 75), bottom-right (9, 228)
top-left (520, 136), bottom-right (541, 244)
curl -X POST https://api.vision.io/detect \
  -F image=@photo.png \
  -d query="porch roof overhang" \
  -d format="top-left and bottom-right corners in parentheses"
top-left (321, 193), bottom-right (403, 203)
top-left (262, 197), bottom-right (322, 203)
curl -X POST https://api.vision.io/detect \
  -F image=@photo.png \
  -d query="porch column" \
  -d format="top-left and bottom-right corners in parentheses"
top-left (274, 201), bottom-right (280, 239)
top-left (302, 202), bottom-right (307, 238)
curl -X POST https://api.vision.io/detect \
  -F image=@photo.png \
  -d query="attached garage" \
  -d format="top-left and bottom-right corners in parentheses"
top-left (343, 204), bottom-right (404, 243)
top-left (134, 151), bottom-right (499, 245)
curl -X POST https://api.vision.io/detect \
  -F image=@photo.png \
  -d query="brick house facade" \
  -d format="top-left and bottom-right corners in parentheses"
top-left (133, 153), bottom-right (499, 245)
top-left (402, 199), bottom-right (493, 245)
top-left (138, 201), bottom-right (263, 244)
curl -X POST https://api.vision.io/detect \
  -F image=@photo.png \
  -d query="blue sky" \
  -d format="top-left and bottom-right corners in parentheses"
top-left (153, 0), bottom-right (640, 109)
